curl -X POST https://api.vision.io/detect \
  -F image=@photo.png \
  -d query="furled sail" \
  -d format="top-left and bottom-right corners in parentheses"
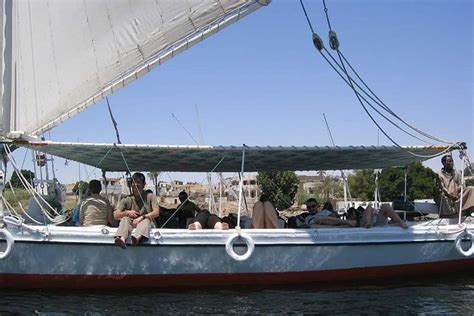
top-left (0, 0), bottom-right (270, 137)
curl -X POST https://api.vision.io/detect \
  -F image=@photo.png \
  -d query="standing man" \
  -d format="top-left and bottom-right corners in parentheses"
top-left (114, 172), bottom-right (160, 248)
top-left (437, 155), bottom-right (474, 218)
top-left (80, 179), bottom-right (114, 226)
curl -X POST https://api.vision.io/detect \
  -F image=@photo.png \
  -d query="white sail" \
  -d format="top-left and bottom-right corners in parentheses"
top-left (0, 0), bottom-right (269, 138)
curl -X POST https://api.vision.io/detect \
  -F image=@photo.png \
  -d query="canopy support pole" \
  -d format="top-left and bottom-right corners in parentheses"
top-left (236, 145), bottom-right (246, 228)
top-left (458, 153), bottom-right (466, 225)
top-left (342, 172), bottom-right (348, 211)
top-left (374, 170), bottom-right (380, 209)
top-left (207, 173), bottom-right (213, 213)
top-left (404, 168), bottom-right (408, 202)
top-left (219, 181), bottom-right (223, 218)
top-left (102, 170), bottom-right (108, 196)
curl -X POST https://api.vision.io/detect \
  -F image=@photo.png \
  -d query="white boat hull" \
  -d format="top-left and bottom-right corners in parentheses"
top-left (0, 220), bottom-right (473, 288)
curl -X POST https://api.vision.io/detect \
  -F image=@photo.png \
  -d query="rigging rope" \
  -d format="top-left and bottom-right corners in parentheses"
top-left (4, 145), bottom-right (60, 221)
top-left (297, 0), bottom-right (457, 156)
top-left (157, 156), bottom-right (227, 229)
top-left (336, 51), bottom-right (452, 144)
top-left (172, 113), bottom-right (200, 146)
top-left (322, 50), bottom-right (450, 145)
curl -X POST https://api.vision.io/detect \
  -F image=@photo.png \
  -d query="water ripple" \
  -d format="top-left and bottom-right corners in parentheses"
top-left (1, 275), bottom-right (473, 315)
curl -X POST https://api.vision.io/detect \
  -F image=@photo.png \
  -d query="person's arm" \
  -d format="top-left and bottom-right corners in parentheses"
top-left (79, 202), bottom-right (85, 226)
top-left (107, 201), bottom-right (115, 226)
top-left (313, 217), bottom-right (355, 227)
top-left (113, 198), bottom-right (140, 219)
top-left (132, 194), bottom-right (160, 225)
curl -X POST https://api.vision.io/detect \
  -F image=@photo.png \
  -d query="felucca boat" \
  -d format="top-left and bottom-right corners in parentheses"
top-left (0, 0), bottom-right (472, 288)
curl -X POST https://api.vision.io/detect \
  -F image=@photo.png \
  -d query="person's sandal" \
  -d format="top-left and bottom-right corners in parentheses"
top-left (114, 237), bottom-right (126, 249)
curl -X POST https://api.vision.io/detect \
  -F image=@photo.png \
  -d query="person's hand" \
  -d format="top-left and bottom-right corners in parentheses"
top-left (132, 216), bottom-right (143, 227)
top-left (126, 210), bottom-right (140, 218)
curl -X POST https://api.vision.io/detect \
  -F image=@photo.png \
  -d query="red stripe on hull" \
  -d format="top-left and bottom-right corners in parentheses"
top-left (1, 259), bottom-right (473, 289)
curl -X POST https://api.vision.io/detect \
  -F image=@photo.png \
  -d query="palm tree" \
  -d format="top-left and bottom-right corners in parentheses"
top-left (147, 172), bottom-right (160, 194)
top-left (317, 175), bottom-right (342, 202)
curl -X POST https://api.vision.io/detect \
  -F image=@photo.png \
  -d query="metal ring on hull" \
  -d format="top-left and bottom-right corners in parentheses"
top-left (0, 229), bottom-right (14, 259)
top-left (454, 230), bottom-right (474, 257)
top-left (225, 233), bottom-right (255, 261)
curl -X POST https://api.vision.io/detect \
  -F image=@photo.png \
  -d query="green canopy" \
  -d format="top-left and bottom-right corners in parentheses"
top-left (23, 141), bottom-right (452, 172)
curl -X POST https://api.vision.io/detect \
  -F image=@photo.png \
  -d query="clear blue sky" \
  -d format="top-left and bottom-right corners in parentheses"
top-left (12, 0), bottom-right (473, 184)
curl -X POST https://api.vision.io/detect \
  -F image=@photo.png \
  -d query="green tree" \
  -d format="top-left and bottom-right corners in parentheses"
top-left (296, 190), bottom-right (319, 206)
top-left (379, 163), bottom-right (437, 201)
top-left (73, 181), bottom-right (88, 196)
top-left (9, 169), bottom-right (35, 188)
top-left (378, 167), bottom-right (405, 201)
top-left (348, 170), bottom-right (375, 201)
top-left (347, 163), bottom-right (437, 201)
top-left (257, 171), bottom-right (299, 211)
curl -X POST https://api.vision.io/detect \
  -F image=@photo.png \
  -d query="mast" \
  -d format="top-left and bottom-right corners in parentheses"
top-left (0, 0), bottom-right (13, 221)
top-left (0, 0), bottom-right (13, 136)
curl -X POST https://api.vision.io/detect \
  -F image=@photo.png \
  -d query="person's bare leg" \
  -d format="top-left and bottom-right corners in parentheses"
top-left (381, 204), bottom-right (408, 229)
top-left (252, 201), bottom-right (265, 228)
top-left (361, 206), bottom-right (374, 228)
top-left (263, 201), bottom-right (278, 228)
top-left (214, 222), bottom-right (229, 230)
top-left (188, 221), bottom-right (202, 230)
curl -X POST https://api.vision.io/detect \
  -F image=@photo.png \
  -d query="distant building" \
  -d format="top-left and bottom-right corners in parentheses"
top-left (225, 175), bottom-right (259, 204)
top-left (298, 175), bottom-right (324, 195)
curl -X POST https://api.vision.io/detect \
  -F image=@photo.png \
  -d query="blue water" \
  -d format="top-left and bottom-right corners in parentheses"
top-left (1, 276), bottom-right (474, 314)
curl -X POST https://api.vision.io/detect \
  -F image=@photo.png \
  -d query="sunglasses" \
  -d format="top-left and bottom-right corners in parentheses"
top-left (307, 205), bottom-right (318, 209)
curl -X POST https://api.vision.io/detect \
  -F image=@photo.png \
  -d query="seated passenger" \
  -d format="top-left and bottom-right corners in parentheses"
top-left (251, 194), bottom-right (279, 228)
top-left (291, 198), bottom-right (319, 228)
top-left (360, 204), bottom-right (408, 229)
top-left (319, 201), bottom-right (338, 218)
top-left (80, 179), bottom-right (114, 226)
top-left (176, 191), bottom-right (201, 228)
top-left (114, 172), bottom-right (160, 249)
top-left (307, 211), bottom-right (356, 227)
top-left (346, 206), bottom-right (363, 227)
top-left (188, 210), bottom-right (229, 230)
top-left (436, 154), bottom-right (474, 218)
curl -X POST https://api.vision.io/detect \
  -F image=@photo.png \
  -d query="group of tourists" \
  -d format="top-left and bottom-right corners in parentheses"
top-left (78, 172), bottom-right (231, 249)
top-left (76, 154), bottom-right (472, 249)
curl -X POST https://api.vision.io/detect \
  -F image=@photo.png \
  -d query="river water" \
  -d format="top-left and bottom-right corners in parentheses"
top-left (1, 275), bottom-right (473, 315)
